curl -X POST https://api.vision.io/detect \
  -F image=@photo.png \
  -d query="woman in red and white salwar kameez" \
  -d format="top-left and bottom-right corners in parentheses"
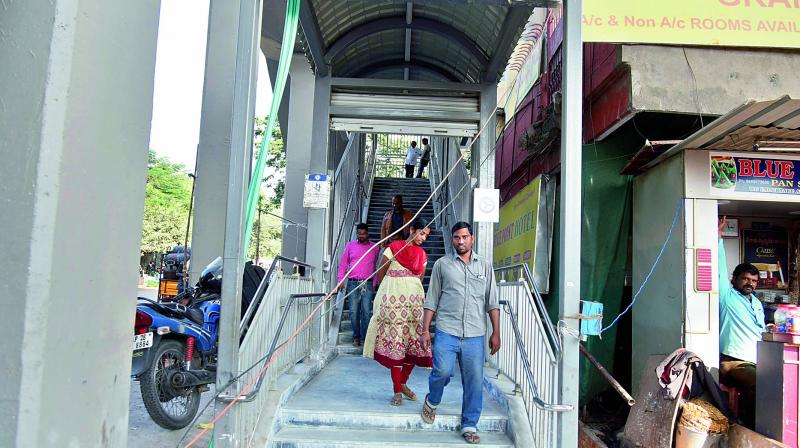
top-left (363, 218), bottom-right (433, 406)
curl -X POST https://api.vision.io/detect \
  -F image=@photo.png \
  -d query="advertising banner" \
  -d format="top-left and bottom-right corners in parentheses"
top-left (583, 0), bottom-right (800, 49)
top-left (710, 154), bottom-right (800, 196)
top-left (493, 177), bottom-right (541, 274)
top-left (742, 229), bottom-right (789, 289)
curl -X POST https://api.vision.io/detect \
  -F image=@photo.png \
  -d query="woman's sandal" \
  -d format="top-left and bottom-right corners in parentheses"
top-left (462, 431), bottom-right (481, 444)
top-left (401, 384), bottom-right (417, 401)
top-left (390, 393), bottom-right (403, 406)
top-left (421, 395), bottom-right (436, 424)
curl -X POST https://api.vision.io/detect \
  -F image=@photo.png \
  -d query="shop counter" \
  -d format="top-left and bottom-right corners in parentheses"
top-left (756, 337), bottom-right (800, 447)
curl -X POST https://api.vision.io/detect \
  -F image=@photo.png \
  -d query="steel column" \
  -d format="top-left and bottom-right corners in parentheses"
top-left (191, 0), bottom-right (246, 283)
top-left (475, 83), bottom-right (497, 261)
top-left (281, 55), bottom-right (316, 270)
top-left (558, 1), bottom-right (583, 447)
top-left (306, 75), bottom-right (331, 351)
top-left (215, 0), bottom-right (263, 444)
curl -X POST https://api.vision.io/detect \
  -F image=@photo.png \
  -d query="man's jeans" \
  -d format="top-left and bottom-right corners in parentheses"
top-left (416, 159), bottom-right (429, 178)
top-left (346, 279), bottom-right (374, 340)
top-left (427, 329), bottom-right (485, 434)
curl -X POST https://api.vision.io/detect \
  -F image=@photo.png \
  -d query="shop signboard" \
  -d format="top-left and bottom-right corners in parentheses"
top-left (741, 229), bottom-right (789, 289)
top-left (493, 177), bottom-right (540, 275)
top-left (583, 0), bottom-right (800, 49)
top-left (710, 153), bottom-right (800, 196)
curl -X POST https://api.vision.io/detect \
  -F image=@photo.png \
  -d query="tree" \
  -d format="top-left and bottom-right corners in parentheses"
top-left (253, 117), bottom-right (286, 210)
top-left (140, 150), bottom-right (192, 254)
top-left (248, 117), bottom-right (286, 261)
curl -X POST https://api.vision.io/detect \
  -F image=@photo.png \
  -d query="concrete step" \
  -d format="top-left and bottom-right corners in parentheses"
top-left (270, 427), bottom-right (514, 448)
top-left (336, 345), bottom-right (363, 356)
top-left (274, 357), bottom-right (510, 444)
top-left (280, 401), bottom-right (508, 433)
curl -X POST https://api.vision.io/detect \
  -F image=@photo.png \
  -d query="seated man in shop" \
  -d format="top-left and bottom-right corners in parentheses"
top-left (718, 217), bottom-right (766, 427)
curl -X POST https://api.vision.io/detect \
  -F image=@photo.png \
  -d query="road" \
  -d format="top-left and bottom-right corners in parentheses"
top-left (128, 288), bottom-right (216, 448)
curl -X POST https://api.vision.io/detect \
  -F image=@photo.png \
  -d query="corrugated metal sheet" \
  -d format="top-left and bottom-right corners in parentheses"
top-left (645, 96), bottom-right (800, 169)
top-left (309, 0), bottom-right (530, 82)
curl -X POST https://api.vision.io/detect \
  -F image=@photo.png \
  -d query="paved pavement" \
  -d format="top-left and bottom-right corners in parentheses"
top-left (128, 288), bottom-right (216, 448)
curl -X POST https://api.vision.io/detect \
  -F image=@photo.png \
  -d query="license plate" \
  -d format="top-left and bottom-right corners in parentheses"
top-left (133, 332), bottom-right (153, 351)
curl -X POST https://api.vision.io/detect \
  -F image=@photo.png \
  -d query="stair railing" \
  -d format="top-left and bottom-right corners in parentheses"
top-left (239, 255), bottom-right (313, 341)
top-left (428, 137), bottom-right (471, 247)
top-left (230, 267), bottom-right (324, 445)
top-left (491, 263), bottom-right (571, 448)
top-left (330, 133), bottom-right (366, 288)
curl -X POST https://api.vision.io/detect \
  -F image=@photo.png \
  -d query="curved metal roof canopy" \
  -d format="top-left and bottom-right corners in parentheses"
top-left (296, 0), bottom-right (553, 83)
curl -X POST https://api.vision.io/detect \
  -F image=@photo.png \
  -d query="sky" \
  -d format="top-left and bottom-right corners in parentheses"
top-left (148, 0), bottom-right (273, 171)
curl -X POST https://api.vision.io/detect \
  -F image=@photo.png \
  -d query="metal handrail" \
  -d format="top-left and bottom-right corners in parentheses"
top-left (499, 298), bottom-right (572, 412)
top-left (239, 256), bottom-right (313, 337)
top-left (221, 292), bottom-right (326, 403)
top-left (494, 263), bottom-right (561, 358)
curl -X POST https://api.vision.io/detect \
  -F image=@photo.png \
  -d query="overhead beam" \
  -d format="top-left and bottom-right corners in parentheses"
top-left (412, 0), bottom-right (558, 5)
top-left (355, 59), bottom-right (460, 83)
top-left (324, 17), bottom-right (488, 68)
top-left (484, 6), bottom-right (531, 82)
top-left (405, 2), bottom-right (413, 80)
top-left (299, 0), bottom-right (329, 76)
top-left (331, 77), bottom-right (482, 92)
top-left (368, 65), bottom-right (453, 83)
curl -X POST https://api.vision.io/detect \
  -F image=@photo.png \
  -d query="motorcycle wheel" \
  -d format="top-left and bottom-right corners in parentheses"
top-left (139, 339), bottom-right (201, 430)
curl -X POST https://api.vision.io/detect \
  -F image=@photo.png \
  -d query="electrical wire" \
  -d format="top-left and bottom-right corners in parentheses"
top-left (600, 198), bottom-right (683, 333)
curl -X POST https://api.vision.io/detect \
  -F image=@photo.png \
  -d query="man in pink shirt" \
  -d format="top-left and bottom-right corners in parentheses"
top-left (338, 223), bottom-right (380, 347)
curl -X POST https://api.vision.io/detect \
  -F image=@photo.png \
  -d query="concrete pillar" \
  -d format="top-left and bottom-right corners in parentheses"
top-left (281, 55), bottom-right (315, 267)
top-left (307, 76), bottom-right (332, 288)
top-left (474, 84), bottom-right (497, 260)
top-left (190, 0), bottom-right (243, 282)
top-left (0, 1), bottom-right (160, 446)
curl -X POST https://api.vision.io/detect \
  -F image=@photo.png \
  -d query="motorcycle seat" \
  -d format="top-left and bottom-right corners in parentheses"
top-left (139, 300), bottom-right (205, 326)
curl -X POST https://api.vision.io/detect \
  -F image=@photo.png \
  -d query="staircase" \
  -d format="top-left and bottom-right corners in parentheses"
top-left (266, 177), bottom-right (516, 447)
top-left (268, 356), bottom-right (514, 447)
top-left (337, 177), bottom-right (446, 355)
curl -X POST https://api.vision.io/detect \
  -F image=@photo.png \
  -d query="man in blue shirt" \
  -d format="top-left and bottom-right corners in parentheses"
top-left (718, 217), bottom-right (766, 426)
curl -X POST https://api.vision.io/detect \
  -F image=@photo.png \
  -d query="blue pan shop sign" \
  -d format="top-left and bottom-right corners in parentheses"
top-left (710, 153), bottom-right (800, 196)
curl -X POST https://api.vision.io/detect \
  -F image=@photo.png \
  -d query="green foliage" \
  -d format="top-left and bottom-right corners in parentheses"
top-left (248, 116), bottom-right (286, 261)
top-left (247, 194), bottom-right (284, 261)
top-left (253, 117), bottom-right (286, 210)
top-left (140, 150), bottom-right (192, 253)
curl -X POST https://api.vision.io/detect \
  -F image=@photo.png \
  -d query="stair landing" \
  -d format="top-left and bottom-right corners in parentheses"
top-left (270, 355), bottom-right (513, 447)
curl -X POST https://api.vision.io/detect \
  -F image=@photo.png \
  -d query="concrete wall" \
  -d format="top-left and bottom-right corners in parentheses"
top-left (631, 153), bottom-right (686, 394)
top-left (622, 46), bottom-right (800, 115)
top-left (0, 0), bottom-right (159, 445)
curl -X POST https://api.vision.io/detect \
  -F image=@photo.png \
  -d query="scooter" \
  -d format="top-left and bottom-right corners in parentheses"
top-left (131, 257), bottom-right (222, 430)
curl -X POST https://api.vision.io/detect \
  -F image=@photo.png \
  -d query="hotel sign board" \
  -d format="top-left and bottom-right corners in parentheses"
top-left (583, 0), bottom-right (800, 49)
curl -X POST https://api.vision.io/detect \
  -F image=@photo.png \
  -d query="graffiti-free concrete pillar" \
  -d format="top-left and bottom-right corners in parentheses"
top-left (191, 0), bottom-right (243, 282)
top-left (0, 1), bottom-right (160, 445)
top-left (281, 55), bottom-right (316, 267)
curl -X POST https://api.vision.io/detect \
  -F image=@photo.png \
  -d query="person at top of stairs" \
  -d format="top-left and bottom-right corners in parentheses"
top-left (364, 218), bottom-right (433, 407)
top-left (337, 223), bottom-right (380, 348)
top-left (404, 140), bottom-right (422, 178)
top-left (420, 221), bottom-right (502, 445)
top-left (380, 194), bottom-right (413, 247)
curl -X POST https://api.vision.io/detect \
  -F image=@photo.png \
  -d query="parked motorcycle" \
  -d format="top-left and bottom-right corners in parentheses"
top-left (131, 257), bottom-right (223, 429)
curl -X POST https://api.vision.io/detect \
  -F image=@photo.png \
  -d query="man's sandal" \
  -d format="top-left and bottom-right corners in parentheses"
top-left (401, 384), bottom-right (417, 401)
top-left (390, 393), bottom-right (403, 406)
top-left (462, 431), bottom-right (480, 444)
top-left (421, 395), bottom-right (436, 424)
